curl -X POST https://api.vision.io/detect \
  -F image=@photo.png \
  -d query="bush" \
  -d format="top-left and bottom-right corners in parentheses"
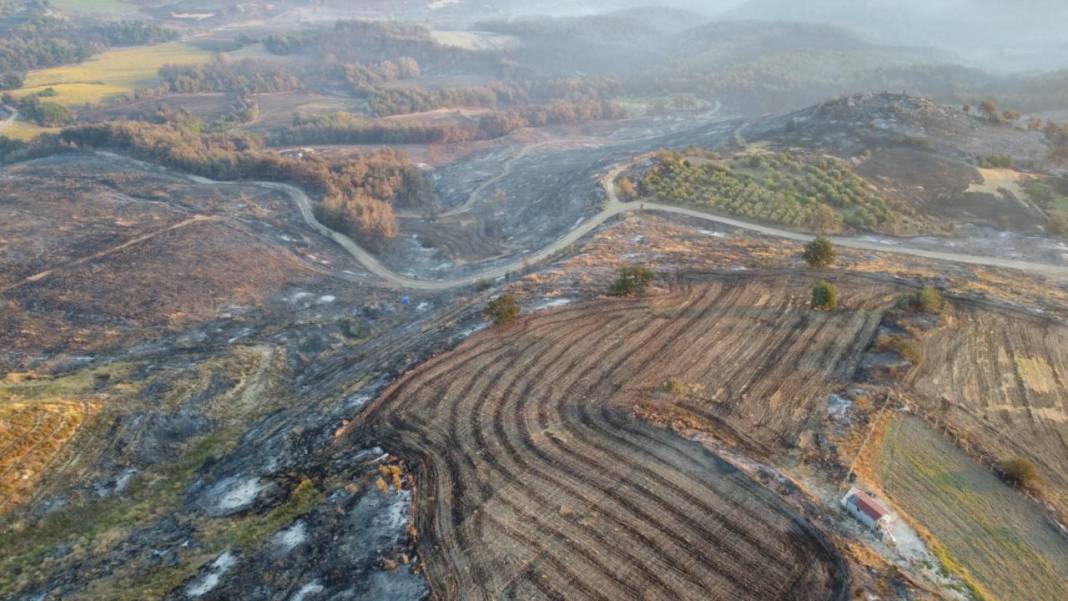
top-left (485, 294), bottom-right (520, 327)
top-left (660, 378), bottom-right (686, 397)
top-left (876, 334), bottom-right (921, 363)
top-left (915, 285), bottom-right (943, 314)
top-left (608, 265), bottom-right (655, 297)
top-left (899, 285), bottom-right (944, 314)
top-left (802, 236), bottom-right (836, 268)
top-left (1000, 458), bottom-right (1039, 491)
top-left (1050, 211), bottom-right (1068, 237)
top-left (811, 281), bottom-right (838, 311)
top-left (977, 154), bottom-right (1013, 169)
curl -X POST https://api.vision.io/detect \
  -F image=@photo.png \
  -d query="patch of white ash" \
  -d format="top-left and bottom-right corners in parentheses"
top-left (216, 478), bottom-right (267, 512)
top-left (272, 520), bottom-right (307, 554)
top-left (185, 551), bottom-right (237, 597)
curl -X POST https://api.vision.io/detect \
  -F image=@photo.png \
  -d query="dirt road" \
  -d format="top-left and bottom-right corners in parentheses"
top-left (89, 150), bottom-right (1068, 290)
top-left (269, 158), bottom-right (1068, 290)
top-left (0, 214), bottom-right (219, 294)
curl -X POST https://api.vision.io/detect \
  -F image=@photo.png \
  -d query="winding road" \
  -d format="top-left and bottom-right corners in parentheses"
top-left (260, 157), bottom-right (1068, 290)
top-left (90, 148), bottom-right (1068, 291)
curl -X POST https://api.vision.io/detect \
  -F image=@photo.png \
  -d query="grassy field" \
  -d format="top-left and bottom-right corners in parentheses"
top-left (48, 0), bottom-right (142, 17)
top-left (877, 414), bottom-right (1068, 601)
top-left (12, 42), bottom-right (212, 108)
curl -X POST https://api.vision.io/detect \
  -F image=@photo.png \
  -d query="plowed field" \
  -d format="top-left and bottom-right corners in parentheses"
top-left (359, 275), bottom-right (887, 600)
top-left (907, 306), bottom-right (1068, 514)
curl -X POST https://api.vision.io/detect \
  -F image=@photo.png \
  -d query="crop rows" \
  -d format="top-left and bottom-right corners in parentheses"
top-left (362, 277), bottom-right (884, 600)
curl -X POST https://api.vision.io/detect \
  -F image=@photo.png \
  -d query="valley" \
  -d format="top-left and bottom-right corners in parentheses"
top-left (2, 2), bottom-right (1068, 601)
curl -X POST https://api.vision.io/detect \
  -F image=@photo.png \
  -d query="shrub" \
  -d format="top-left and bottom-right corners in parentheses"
top-left (977, 154), bottom-right (1013, 169)
top-left (485, 294), bottom-right (520, 327)
top-left (915, 286), bottom-right (943, 314)
top-left (474, 278), bottom-right (493, 292)
top-left (608, 265), bottom-right (655, 297)
top-left (899, 285), bottom-right (944, 314)
top-left (660, 378), bottom-right (686, 397)
top-left (1050, 211), bottom-right (1068, 237)
top-left (802, 236), bottom-right (836, 268)
top-left (811, 281), bottom-right (839, 311)
top-left (876, 334), bottom-right (921, 363)
top-left (999, 458), bottom-right (1039, 491)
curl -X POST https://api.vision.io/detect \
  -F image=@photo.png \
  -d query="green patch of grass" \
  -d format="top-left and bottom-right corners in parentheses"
top-left (877, 415), bottom-right (1068, 601)
top-left (0, 363), bottom-right (134, 402)
top-left (230, 479), bottom-right (322, 548)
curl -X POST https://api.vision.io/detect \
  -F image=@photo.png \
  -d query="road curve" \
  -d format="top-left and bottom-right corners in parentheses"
top-left (275, 160), bottom-right (1068, 289)
top-left (101, 150), bottom-right (1068, 290)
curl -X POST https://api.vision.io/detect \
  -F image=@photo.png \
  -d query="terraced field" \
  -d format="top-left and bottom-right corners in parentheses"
top-left (358, 275), bottom-right (891, 600)
top-left (906, 306), bottom-right (1068, 514)
top-left (877, 414), bottom-right (1068, 601)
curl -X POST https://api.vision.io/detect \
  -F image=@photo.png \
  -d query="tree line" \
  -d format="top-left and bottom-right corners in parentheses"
top-left (1, 121), bottom-right (426, 247)
top-left (274, 99), bottom-right (626, 147)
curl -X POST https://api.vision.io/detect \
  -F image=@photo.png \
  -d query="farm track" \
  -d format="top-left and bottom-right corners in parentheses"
top-left (356, 278), bottom-right (867, 600)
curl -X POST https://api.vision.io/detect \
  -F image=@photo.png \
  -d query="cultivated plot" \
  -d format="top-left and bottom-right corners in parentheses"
top-left (361, 277), bottom-right (875, 600)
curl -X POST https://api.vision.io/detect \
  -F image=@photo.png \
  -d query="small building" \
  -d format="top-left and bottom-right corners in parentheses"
top-left (842, 487), bottom-right (893, 531)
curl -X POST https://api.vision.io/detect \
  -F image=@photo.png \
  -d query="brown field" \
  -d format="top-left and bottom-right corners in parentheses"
top-left (354, 274), bottom-right (897, 600)
top-left (905, 305), bottom-right (1068, 515)
top-left (0, 155), bottom-right (317, 366)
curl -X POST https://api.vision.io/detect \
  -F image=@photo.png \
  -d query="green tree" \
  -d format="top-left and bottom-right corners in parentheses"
top-left (802, 236), bottom-right (836, 268)
top-left (608, 265), bottom-right (655, 297)
top-left (485, 294), bottom-right (520, 327)
top-left (811, 281), bottom-right (839, 311)
top-left (915, 285), bottom-right (943, 314)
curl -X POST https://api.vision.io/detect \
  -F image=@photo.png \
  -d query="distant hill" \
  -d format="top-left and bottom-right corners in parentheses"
top-left (724, 0), bottom-right (1068, 70)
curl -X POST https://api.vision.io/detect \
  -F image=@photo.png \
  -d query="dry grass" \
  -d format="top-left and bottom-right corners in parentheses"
top-left (0, 400), bottom-right (99, 513)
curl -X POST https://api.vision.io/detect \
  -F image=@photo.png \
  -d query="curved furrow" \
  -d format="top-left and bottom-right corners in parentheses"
top-left (372, 281), bottom-right (850, 601)
top-left (468, 313), bottom-right (721, 598)
top-left (510, 288), bottom-right (792, 594)
top-left (363, 303), bottom-right (643, 427)
top-left (528, 286), bottom-right (813, 590)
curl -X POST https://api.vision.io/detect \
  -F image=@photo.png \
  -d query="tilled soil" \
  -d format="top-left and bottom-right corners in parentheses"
top-left (358, 275), bottom-right (875, 600)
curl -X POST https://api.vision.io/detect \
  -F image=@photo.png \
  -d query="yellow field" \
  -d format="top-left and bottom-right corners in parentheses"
top-left (0, 121), bottom-right (59, 141)
top-left (12, 42), bottom-right (212, 108)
